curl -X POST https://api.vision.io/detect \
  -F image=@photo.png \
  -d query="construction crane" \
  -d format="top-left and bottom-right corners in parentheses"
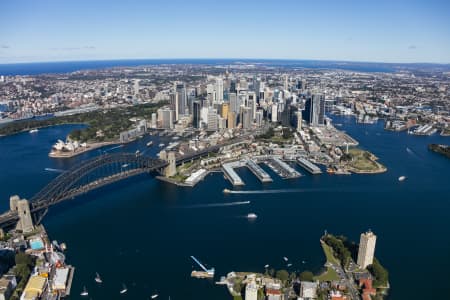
top-left (190, 256), bottom-right (215, 275)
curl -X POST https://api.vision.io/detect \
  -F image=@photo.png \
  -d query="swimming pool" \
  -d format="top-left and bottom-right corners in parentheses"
top-left (29, 238), bottom-right (44, 250)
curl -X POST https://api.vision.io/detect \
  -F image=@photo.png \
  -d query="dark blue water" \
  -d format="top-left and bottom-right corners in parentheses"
top-left (0, 117), bottom-right (449, 299)
top-left (0, 59), bottom-right (400, 75)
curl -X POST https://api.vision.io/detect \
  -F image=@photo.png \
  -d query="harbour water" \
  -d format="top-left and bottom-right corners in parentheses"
top-left (0, 116), bottom-right (449, 299)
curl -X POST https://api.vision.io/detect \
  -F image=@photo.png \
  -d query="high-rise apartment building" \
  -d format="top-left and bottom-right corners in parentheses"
top-left (357, 230), bottom-right (377, 269)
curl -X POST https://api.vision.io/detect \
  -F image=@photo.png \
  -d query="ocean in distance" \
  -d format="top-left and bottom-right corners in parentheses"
top-left (0, 59), bottom-right (402, 75)
top-left (0, 116), bottom-right (449, 299)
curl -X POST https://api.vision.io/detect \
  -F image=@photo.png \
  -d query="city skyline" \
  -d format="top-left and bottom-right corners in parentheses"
top-left (1, 0), bottom-right (450, 64)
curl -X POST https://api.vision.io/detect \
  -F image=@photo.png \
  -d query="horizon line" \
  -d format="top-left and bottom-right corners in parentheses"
top-left (1, 57), bottom-right (450, 66)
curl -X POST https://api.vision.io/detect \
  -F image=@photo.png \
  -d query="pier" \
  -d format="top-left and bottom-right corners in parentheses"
top-left (265, 157), bottom-right (301, 179)
top-left (246, 159), bottom-right (273, 183)
top-left (222, 161), bottom-right (245, 186)
top-left (296, 157), bottom-right (322, 174)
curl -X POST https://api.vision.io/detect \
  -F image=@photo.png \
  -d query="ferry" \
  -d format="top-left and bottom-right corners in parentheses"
top-left (223, 188), bottom-right (231, 194)
top-left (146, 141), bottom-right (153, 147)
top-left (29, 129), bottom-right (39, 133)
top-left (120, 284), bottom-right (128, 294)
top-left (95, 272), bottom-right (102, 283)
top-left (247, 213), bottom-right (258, 219)
top-left (398, 176), bottom-right (407, 181)
top-left (80, 287), bottom-right (88, 297)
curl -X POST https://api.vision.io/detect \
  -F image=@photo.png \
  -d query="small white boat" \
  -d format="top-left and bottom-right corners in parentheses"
top-left (95, 272), bottom-right (102, 283)
top-left (147, 141), bottom-right (153, 147)
top-left (159, 143), bottom-right (165, 147)
top-left (151, 294), bottom-right (159, 299)
top-left (398, 176), bottom-right (406, 181)
top-left (29, 129), bottom-right (39, 133)
top-left (287, 263), bottom-right (292, 267)
top-left (247, 213), bottom-right (257, 219)
top-left (120, 284), bottom-right (128, 294)
top-left (135, 150), bottom-right (140, 155)
top-left (80, 287), bottom-right (88, 296)
top-left (264, 264), bottom-right (269, 268)
top-left (121, 164), bottom-right (129, 168)
top-left (302, 260), bottom-right (306, 264)
top-left (283, 257), bottom-right (289, 262)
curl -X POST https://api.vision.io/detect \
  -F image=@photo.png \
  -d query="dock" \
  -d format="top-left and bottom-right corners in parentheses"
top-left (296, 157), bottom-right (322, 174)
top-left (246, 159), bottom-right (273, 183)
top-left (222, 161), bottom-right (245, 186)
top-left (265, 157), bottom-right (301, 179)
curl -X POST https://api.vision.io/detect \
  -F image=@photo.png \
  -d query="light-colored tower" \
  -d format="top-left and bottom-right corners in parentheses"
top-left (357, 230), bottom-right (377, 269)
top-left (296, 111), bottom-right (302, 132)
top-left (10, 195), bottom-right (34, 233)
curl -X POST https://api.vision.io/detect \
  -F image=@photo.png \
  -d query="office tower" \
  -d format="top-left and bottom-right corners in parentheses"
top-left (157, 108), bottom-right (174, 129)
top-left (253, 79), bottom-right (261, 99)
top-left (357, 230), bottom-right (377, 269)
top-left (218, 116), bottom-right (227, 129)
top-left (242, 107), bottom-right (252, 130)
top-left (221, 103), bottom-right (229, 119)
top-left (215, 78), bottom-right (224, 103)
top-left (239, 78), bottom-right (248, 90)
top-left (169, 92), bottom-right (178, 121)
top-left (271, 104), bottom-right (278, 122)
top-left (296, 111), bottom-right (302, 132)
top-left (247, 91), bottom-right (257, 120)
top-left (151, 113), bottom-right (157, 128)
top-left (273, 89), bottom-right (280, 102)
top-left (312, 93), bottom-right (325, 125)
top-left (255, 110), bottom-right (264, 127)
top-left (284, 75), bottom-right (288, 91)
top-left (229, 93), bottom-right (238, 113)
top-left (227, 111), bottom-right (236, 129)
top-left (230, 81), bottom-right (236, 93)
top-left (303, 94), bottom-right (325, 126)
top-left (175, 83), bottom-right (187, 116)
top-left (193, 101), bottom-right (201, 128)
top-left (207, 108), bottom-right (218, 131)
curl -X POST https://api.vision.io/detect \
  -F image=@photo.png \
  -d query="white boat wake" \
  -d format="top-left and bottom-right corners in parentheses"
top-left (226, 189), bottom-right (311, 194)
top-left (44, 168), bottom-right (65, 173)
top-left (180, 201), bottom-right (250, 208)
top-left (103, 145), bottom-right (124, 152)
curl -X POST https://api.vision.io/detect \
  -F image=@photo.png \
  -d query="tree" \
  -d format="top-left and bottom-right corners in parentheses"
top-left (15, 252), bottom-right (33, 267)
top-left (299, 271), bottom-right (314, 281)
top-left (367, 258), bottom-right (389, 287)
top-left (276, 269), bottom-right (289, 282)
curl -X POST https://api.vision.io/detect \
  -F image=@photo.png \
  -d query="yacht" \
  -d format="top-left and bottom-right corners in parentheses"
top-left (80, 287), bottom-right (88, 296)
top-left (283, 257), bottom-right (289, 262)
top-left (146, 141), bottom-right (153, 147)
top-left (398, 176), bottom-right (407, 181)
top-left (264, 264), bottom-right (269, 268)
top-left (247, 213), bottom-right (257, 219)
top-left (95, 272), bottom-right (102, 283)
top-left (120, 284), bottom-right (128, 294)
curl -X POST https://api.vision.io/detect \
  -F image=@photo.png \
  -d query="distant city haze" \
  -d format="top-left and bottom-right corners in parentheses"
top-left (0, 0), bottom-right (449, 63)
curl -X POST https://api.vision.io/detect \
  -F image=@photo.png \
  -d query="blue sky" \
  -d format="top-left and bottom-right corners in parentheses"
top-left (0, 0), bottom-right (449, 63)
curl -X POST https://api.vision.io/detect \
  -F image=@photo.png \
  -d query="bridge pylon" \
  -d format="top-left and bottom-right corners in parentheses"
top-left (10, 195), bottom-right (34, 233)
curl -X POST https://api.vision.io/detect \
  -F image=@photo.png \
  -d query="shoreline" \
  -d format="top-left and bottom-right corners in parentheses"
top-left (49, 140), bottom-right (120, 158)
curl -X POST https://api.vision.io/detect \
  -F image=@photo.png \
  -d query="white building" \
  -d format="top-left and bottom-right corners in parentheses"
top-left (357, 230), bottom-right (377, 269)
top-left (300, 281), bottom-right (318, 299)
top-left (245, 281), bottom-right (258, 300)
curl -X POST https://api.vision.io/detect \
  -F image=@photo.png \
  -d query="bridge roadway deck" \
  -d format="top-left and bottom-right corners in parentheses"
top-left (0, 138), bottom-right (250, 228)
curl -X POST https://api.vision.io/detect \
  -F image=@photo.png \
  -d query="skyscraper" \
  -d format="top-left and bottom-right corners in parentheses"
top-left (192, 101), bottom-right (201, 128)
top-left (303, 93), bottom-right (325, 126)
top-left (215, 78), bottom-right (224, 103)
top-left (357, 230), bottom-right (377, 269)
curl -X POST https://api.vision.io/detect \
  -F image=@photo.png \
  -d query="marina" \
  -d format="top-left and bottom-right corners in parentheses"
top-left (263, 157), bottom-right (302, 179)
top-left (245, 159), bottom-right (273, 183)
top-left (296, 157), bottom-right (322, 174)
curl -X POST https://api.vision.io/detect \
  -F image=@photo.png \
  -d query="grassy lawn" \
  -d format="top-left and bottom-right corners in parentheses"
top-left (233, 296), bottom-right (243, 300)
top-left (314, 241), bottom-right (340, 282)
top-left (347, 148), bottom-right (385, 172)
